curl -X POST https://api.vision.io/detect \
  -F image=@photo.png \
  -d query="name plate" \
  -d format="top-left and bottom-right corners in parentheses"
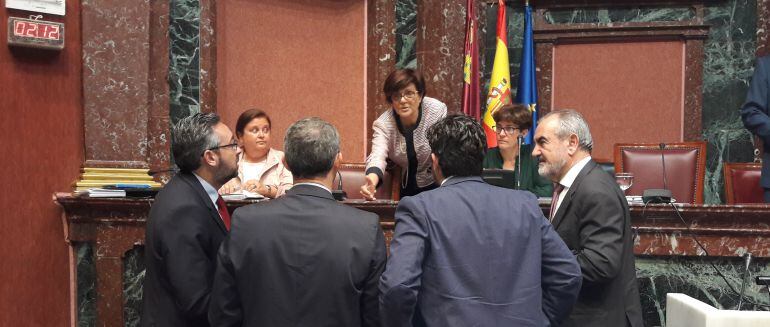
top-left (7, 17), bottom-right (65, 50)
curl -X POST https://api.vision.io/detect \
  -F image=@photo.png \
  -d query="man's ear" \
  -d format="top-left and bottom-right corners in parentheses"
top-left (334, 152), bottom-right (343, 169)
top-left (202, 150), bottom-right (218, 167)
top-left (430, 153), bottom-right (439, 171)
top-left (567, 134), bottom-right (580, 155)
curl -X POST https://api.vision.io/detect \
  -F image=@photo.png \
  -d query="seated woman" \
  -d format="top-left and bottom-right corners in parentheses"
top-left (360, 69), bottom-right (447, 200)
top-left (219, 109), bottom-right (292, 198)
top-left (483, 104), bottom-right (552, 197)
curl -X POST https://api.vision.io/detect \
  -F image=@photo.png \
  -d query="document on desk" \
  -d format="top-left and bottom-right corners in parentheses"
top-left (221, 190), bottom-right (265, 201)
top-left (87, 188), bottom-right (127, 198)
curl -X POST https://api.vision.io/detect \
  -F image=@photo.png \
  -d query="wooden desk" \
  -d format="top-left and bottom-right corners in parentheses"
top-left (55, 193), bottom-right (770, 326)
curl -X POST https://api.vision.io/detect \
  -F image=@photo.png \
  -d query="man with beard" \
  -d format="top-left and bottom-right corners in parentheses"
top-left (142, 113), bottom-right (241, 327)
top-left (531, 109), bottom-right (643, 327)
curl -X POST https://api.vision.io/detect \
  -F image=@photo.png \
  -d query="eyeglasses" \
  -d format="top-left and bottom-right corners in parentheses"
top-left (494, 126), bottom-right (520, 135)
top-left (392, 90), bottom-right (419, 101)
top-left (206, 141), bottom-right (239, 152)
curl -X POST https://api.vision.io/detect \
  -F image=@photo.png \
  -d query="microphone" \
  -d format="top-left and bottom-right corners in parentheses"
top-left (738, 252), bottom-right (753, 310)
top-left (332, 170), bottom-right (347, 201)
top-left (642, 143), bottom-right (673, 204)
top-left (516, 135), bottom-right (524, 190)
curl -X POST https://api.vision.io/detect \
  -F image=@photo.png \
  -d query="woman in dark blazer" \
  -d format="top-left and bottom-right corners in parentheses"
top-left (483, 104), bottom-right (552, 197)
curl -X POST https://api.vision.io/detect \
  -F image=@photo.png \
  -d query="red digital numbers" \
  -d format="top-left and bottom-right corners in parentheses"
top-left (14, 21), bottom-right (61, 40)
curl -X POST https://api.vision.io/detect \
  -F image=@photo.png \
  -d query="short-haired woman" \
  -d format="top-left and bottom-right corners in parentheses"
top-left (360, 69), bottom-right (447, 200)
top-left (483, 104), bottom-right (552, 197)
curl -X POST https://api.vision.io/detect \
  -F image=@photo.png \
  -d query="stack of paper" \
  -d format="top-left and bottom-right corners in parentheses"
top-left (87, 188), bottom-right (127, 198)
top-left (221, 190), bottom-right (265, 201)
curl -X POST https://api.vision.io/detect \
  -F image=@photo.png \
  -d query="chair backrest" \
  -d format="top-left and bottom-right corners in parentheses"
top-left (614, 142), bottom-right (706, 204)
top-left (332, 163), bottom-right (400, 200)
top-left (723, 162), bottom-right (763, 204)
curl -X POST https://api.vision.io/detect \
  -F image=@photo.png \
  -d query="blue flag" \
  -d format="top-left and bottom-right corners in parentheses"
top-left (515, 4), bottom-right (537, 145)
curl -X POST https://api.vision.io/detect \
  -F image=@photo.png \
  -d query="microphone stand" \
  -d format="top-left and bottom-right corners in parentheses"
top-left (332, 170), bottom-right (347, 201)
top-left (516, 135), bottom-right (523, 190)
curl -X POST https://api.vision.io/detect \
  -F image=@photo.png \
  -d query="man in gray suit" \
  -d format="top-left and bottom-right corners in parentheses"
top-left (209, 118), bottom-right (387, 327)
top-left (532, 109), bottom-right (643, 327)
top-left (380, 114), bottom-right (582, 327)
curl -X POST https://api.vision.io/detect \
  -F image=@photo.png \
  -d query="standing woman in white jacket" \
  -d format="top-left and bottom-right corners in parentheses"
top-left (360, 69), bottom-right (447, 200)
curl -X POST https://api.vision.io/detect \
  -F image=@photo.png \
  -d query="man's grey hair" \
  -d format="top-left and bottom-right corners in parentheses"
top-left (172, 113), bottom-right (221, 173)
top-left (543, 109), bottom-right (593, 152)
top-left (284, 117), bottom-right (340, 179)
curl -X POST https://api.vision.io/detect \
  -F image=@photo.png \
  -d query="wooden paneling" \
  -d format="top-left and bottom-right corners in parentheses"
top-left (216, 0), bottom-right (367, 161)
top-left (0, 4), bottom-right (83, 326)
top-left (552, 41), bottom-right (685, 159)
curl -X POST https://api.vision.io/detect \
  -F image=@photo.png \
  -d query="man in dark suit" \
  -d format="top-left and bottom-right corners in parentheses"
top-left (741, 55), bottom-right (770, 202)
top-left (532, 109), bottom-right (643, 327)
top-left (141, 113), bottom-right (241, 327)
top-left (380, 114), bottom-right (582, 327)
top-left (209, 117), bottom-right (387, 327)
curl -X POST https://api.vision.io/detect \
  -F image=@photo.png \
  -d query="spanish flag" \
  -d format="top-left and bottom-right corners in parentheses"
top-left (483, 0), bottom-right (512, 148)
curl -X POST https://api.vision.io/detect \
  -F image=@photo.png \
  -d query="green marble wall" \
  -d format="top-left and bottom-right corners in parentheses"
top-left (702, 0), bottom-right (757, 203)
top-left (124, 248), bottom-right (145, 327)
top-left (169, 0), bottom-right (201, 125)
top-left (637, 257), bottom-right (770, 326)
top-left (395, 0), bottom-right (417, 69)
top-left (76, 244), bottom-right (95, 327)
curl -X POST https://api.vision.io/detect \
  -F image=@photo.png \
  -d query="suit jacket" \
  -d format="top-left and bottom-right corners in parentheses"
top-left (380, 176), bottom-right (582, 327)
top-left (741, 55), bottom-right (770, 188)
top-left (551, 160), bottom-right (643, 327)
top-left (208, 184), bottom-right (387, 327)
top-left (141, 172), bottom-right (228, 327)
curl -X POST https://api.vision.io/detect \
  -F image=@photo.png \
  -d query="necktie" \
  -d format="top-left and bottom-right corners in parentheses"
top-left (549, 183), bottom-right (565, 221)
top-left (216, 196), bottom-right (231, 231)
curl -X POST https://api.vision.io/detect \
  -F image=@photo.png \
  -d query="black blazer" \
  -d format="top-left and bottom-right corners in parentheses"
top-left (209, 184), bottom-right (387, 327)
top-left (551, 160), bottom-right (643, 327)
top-left (141, 172), bottom-right (228, 327)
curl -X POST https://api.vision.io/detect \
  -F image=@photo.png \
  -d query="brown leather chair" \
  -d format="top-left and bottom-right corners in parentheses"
top-left (614, 142), bottom-right (706, 204)
top-left (332, 163), bottom-right (400, 200)
top-left (723, 162), bottom-right (763, 204)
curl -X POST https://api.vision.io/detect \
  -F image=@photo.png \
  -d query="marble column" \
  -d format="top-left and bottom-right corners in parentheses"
top-left (416, 0), bottom-right (467, 112)
top-left (82, 0), bottom-right (152, 169)
top-left (367, 0), bottom-right (397, 153)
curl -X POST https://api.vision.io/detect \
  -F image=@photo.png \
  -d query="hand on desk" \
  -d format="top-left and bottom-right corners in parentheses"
top-left (219, 178), bottom-right (241, 195)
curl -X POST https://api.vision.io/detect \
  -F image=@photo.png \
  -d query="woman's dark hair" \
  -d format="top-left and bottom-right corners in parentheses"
top-left (427, 114), bottom-right (487, 177)
top-left (383, 69), bottom-right (426, 103)
top-left (492, 104), bottom-right (533, 130)
top-left (235, 108), bottom-right (271, 137)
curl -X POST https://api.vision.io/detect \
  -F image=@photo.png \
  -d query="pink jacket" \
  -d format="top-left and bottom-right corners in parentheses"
top-left (366, 97), bottom-right (447, 188)
top-left (238, 148), bottom-right (293, 197)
